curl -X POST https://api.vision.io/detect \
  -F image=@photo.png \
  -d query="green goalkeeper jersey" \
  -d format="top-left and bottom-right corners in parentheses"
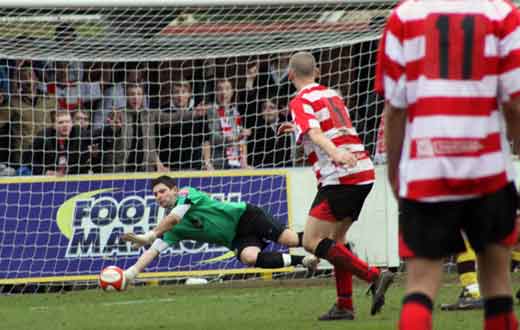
top-left (162, 187), bottom-right (247, 249)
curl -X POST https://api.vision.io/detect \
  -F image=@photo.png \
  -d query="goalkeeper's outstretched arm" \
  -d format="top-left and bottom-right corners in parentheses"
top-left (153, 213), bottom-right (181, 237)
top-left (123, 237), bottom-right (173, 283)
top-left (121, 205), bottom-right (189, 248)
top-left (124, 247), bottom-right (160, 282)
top-left (120, 205), bottom-right (189, 285)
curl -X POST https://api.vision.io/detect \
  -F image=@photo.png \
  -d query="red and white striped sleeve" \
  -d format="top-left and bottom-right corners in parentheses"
top-left (499, 5), bottom-right (520, 103)
top-left (289, 97), bottom-right (320, 144)
top-left (374, 10), bottom-right (407, 109)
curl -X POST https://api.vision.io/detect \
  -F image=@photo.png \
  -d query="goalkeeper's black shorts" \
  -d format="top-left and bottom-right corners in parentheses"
top-left (231, 204), bottom-right (285, 257)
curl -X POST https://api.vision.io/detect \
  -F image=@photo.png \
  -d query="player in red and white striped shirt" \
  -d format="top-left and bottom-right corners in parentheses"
top-left (376, 1), bottom-right (520, 329)
top-left (287, 51), bottom-right (394, 321)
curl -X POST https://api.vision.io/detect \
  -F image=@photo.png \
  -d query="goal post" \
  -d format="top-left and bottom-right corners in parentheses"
top-left (0, 0), bottom-right (397, 291)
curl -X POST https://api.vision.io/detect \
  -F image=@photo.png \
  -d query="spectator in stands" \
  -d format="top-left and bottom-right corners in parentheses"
top-left (207, 78), bottom-right (251, 169)
top-left (72, 108), bottom-right (90, 129)
top-left (193, 58), bottom-right (217, 107)
top-left (268, 53), bottom-right (290, 85)
top-left (125, 63), bottom-right (150, 106)
top-left (237, 57), bottom-right (295, 130)
top-left (266, 52), bottom-right (295, 108)
top-left (175, 80), bottom-right (193, 109)
top-left (236, 60), bottom-right (265, 130)
top-left (158, 80), bottom-right (214, 171)
top-left (71, 107), bottom-right (107, 173)
top-left (54, 61), bottom-right (102, 115)
top-left (0, 88), bottom-right (19, 174)
top-left (249, 99), bottom-right (293, 168)
top-left (102, 83), bottom-right (168, 173)
top-left (30, 109), bottom-right (90, 176)
top-left (126, 64), bottom-right (145, 83)
top-left (51, 24), bottom-right (90, 112)
top-left (10, 61), bottom-right (57, 167)
top-left (90, 62), bottom-right (126, 129)
top-left (240, 54), bottom-right (294, 111)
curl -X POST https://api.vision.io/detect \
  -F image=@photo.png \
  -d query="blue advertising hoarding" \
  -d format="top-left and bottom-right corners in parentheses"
top-left (0, 171), bottom-right (290, 284)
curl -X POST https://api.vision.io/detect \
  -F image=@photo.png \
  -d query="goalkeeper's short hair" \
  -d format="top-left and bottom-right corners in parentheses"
top-left (151, 175), bottom-right (177, 189)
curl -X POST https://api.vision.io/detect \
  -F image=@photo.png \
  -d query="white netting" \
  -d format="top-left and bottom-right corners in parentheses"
top-left (0, 1), bottom-right (390, 61)
top-left (0, 0), bottom-right (395, 292)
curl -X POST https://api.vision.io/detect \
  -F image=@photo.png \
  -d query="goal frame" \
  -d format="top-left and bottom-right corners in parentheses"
top-left (0, 0), bottom-right (399, 289)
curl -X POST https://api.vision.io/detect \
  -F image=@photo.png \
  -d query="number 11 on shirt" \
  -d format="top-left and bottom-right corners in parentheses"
top-left (426, 14), bottom-right (485, 81)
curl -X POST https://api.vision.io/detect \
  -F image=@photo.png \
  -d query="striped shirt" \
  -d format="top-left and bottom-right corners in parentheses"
top-left (375, 0), bottom-right (520, 202)
top-left (290, 83), bottom-right (375, 187)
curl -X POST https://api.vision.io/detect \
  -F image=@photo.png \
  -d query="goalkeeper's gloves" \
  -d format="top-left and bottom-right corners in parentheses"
top-left (121, 231), bottom-right (157, 249)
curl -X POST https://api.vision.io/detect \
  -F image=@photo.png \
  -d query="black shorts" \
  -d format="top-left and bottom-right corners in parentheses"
top-left (309, 184), bottom-right (373, 222)
top-left (399, 183), bottom-right (518, 259)
top-left (231, 204), bottom-right (286, 257)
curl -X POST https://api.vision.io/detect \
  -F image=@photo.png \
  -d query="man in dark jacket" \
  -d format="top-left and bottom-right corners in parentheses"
top-left (30, 109), bottom-right (90, 175)
top-left (249, 99), bottom-right (293, 168)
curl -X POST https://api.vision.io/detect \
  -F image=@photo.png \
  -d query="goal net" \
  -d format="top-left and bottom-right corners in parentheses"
top-left (0, 0), bottom-right (394, 292)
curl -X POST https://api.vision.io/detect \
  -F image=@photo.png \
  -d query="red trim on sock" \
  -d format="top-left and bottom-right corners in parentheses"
top-left (485, 312), bottom-right (519, 330)
top-left (326, 242), bottom-right (380, 283)
top-left (399, 301), bottom-right (432, 330)
top-left (335, 266), bottom-right (353, 310)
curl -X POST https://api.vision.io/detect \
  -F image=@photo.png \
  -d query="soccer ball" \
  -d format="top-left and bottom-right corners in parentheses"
top-left (98, 266), bottom-right (127, 291)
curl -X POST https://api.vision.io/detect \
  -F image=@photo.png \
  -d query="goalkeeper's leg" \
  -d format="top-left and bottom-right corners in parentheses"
top-left (242, 247), bottom-right (304, 268)
top-left (240, 204), bottom-right (305, 247)
top-left (277, 229), bottom-right (320, 271)
top-left (233, 204), bottom-right (319, 270)
top-left (235, 238), bottom-right (317, 270)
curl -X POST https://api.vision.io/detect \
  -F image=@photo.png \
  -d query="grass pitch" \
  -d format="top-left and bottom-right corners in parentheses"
top-left (2, 274), bottom-right (520, 330)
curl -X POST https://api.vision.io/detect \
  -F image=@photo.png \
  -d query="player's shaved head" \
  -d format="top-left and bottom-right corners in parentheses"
top-left (289, 51), bottom-right (317, 79)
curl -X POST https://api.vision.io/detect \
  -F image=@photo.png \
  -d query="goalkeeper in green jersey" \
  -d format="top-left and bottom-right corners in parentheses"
top-left (121, 175), bottom-right (318, 283)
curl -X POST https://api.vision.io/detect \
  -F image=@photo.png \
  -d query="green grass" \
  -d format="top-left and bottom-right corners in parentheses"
top-left (1, 275), bottom-right (519, 330)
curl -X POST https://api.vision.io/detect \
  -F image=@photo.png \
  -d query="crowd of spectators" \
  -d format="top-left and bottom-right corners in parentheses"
top-left (0, 24), bottom-right (381, 177)
top-left (0, 57), bottom-right (298, 176)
